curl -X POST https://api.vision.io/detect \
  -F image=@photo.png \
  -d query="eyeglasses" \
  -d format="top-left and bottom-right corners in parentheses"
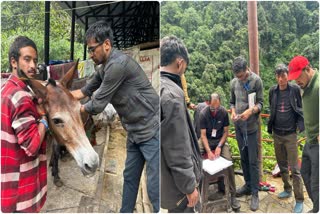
top-left (87, 42), bottom-right (104, 54)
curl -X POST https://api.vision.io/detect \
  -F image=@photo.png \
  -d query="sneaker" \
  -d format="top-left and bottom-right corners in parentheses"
top-left (293, 202), bottom-right (303, 213)
top-left (250, 194), bottom-right (259, 211)
top-left (278, 191), bottom-right (292, 199)
top-left (231, 196), bottom-right (241, 210)
top-left (236, 185), bottom-right (251, 197)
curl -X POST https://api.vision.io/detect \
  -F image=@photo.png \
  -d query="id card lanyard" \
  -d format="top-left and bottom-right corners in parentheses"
top-left (210, 111), bottom-right (217, 138)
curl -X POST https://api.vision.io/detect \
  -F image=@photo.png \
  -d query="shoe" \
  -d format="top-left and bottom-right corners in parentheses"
top-left (293, 202), bottom-right (303, 213)
top-left (278, 191), bottom-right (292, 199)
top-left (231, 196), bottom-right (241, 210)
top-left (236, 185), bottom-right (251, 197)
top-left (250, 194), bottom-right (259, 211)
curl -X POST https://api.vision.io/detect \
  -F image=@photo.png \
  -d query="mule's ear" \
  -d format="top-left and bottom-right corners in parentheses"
top-left (28, 79), bottom-right (47, 100)
top-left (60, 59), bottom-right (79, 89)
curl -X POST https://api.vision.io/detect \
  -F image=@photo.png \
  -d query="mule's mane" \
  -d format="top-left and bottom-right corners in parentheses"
top-left (47, 78), bottom-right (57, 87)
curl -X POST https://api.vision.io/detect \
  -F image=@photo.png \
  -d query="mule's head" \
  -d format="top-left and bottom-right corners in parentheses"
top-left (29, 61), bottom-right (99, 176)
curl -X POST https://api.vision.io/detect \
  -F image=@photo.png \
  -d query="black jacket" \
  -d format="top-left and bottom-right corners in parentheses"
top-left (160, 72), bottom-right (202, 209)
top-left (268, 83), bottom-right (304, 134)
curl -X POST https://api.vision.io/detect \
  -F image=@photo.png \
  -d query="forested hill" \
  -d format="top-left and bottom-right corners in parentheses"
top-left (1, 2), bottom-right (84, 72)
top-left (161, 1), bottom-right (319, 112)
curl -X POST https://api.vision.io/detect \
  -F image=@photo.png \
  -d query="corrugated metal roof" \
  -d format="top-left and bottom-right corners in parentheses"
top-left (59, 1), bottom-right (159, 49)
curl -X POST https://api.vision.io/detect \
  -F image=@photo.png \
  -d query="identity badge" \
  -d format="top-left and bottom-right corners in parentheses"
top-left (211, 129), bottom-right (217, 137)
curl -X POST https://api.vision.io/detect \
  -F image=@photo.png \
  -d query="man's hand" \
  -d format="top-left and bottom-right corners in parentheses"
top-left (214, 147), bottom-right (221, 158)
top-left (186, 188), bottom-right (199, 207)
top-left (207, 150), bottom-right (215, 160)
top-left (240, 108), bottom-right (252, 121)
top-left (36, 98), bottom-right (46, 116)
top-left (188, 103), bottom-right (197, 110)
top-left (80, 105), bottom-right (86, 113)
top-left (231, 111), bottom-right (237, 122)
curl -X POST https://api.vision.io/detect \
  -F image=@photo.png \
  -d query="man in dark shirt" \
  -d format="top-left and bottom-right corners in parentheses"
top-left (200, 93), bottom-right (240, 210)
top-left (268, 64), bottom-right (304, 213)
top-left (71, 21), bottom-right (159, 213)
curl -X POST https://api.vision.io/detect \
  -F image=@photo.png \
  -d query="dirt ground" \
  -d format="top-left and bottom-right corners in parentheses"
top-left (100, 127), bottom-right (127, 212)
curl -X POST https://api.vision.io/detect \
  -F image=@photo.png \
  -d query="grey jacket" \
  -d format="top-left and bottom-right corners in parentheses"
top-left (82, 48), bottom-right (159, 143)
top-left (230, 71), bottom-right (264, 133)
top-left (160, 73), bottom-right (202, 210)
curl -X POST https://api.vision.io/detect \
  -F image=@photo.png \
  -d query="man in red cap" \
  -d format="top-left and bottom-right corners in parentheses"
top-left (288, 55), bottom-right (319, 213)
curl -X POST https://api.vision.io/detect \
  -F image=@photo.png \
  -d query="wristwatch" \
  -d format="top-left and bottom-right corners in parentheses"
top-left (251, 107), bottom-right (255, 114)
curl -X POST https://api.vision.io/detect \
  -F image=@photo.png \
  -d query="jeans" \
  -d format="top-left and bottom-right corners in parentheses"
top-left (120, 131), bottom-right (160, 213)
top-left (235, 127), bottom-right (259, 195)
top-left (273, 132), bottom-right (304, 202)
top-left (301, 143), bottom-right (319, 212)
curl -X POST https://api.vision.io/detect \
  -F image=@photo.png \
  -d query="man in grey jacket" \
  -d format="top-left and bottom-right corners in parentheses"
top-left (230, 56), bottom-right (263, 211)
top-left (71, 21), bottom-right (159, 213)
top-left (160, 35), bottom-right (202, 213)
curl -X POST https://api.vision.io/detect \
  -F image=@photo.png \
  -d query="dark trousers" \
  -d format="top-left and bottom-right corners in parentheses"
top-left (235, 127), bottom-right (259, 195)
top-left (273, 132), bottom-right (304, 202)
top-left (301, 143), bottom-right (319, 212)
top-left (220, 143), bottom-right (237, 197)
top-left (120, 132), bottom-right (159, 213)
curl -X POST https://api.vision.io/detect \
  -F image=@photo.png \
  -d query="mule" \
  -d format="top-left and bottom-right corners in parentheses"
top-left (28, 61), bottom-right (99, 181)
top-left (49, 103), bottom-right (97, 187)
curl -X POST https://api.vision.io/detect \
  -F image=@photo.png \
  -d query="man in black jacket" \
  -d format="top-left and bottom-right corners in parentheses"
top-left (71, 21), bottom-right (159, 213)
top-left (160, 36), bottom-right (202, 213)
top-left (268, 64), bottom-right (305, 213)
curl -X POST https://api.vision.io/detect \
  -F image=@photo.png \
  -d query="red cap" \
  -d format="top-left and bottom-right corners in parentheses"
top-left (288, 56), bottom-right (309, 80)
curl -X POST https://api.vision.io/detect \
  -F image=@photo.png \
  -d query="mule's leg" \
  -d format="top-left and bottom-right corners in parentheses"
top-left (60, 145), bottom-right (69, 162)
top-left (51, 139), bottom-right (63, 187)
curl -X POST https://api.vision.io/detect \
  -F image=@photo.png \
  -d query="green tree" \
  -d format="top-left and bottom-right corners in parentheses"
top-left (1, 1), bottom-right (84, 71)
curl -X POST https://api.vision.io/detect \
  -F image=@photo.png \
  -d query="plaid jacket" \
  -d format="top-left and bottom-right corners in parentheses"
top-left (1, 74), bottom-right (47, 213)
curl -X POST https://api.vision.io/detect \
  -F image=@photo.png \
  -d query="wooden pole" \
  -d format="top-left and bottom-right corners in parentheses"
top-left (44, 2), bottom-right (50, 65)
top-left (70, 1), bottom-right (76, 61)
top-left (247, 0), bottom-right (263, 181)
top-left (83, 16), bottom-right (88, 60)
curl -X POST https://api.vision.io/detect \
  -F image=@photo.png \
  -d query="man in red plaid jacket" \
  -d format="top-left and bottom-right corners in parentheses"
top-left (1, 36), bottom-right (48, 212)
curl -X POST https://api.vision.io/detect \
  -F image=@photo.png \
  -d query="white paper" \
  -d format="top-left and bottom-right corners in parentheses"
top-left (248, 92), bottom-right (256, 109)
top-left (202, 156), bottom-right (233, 175)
